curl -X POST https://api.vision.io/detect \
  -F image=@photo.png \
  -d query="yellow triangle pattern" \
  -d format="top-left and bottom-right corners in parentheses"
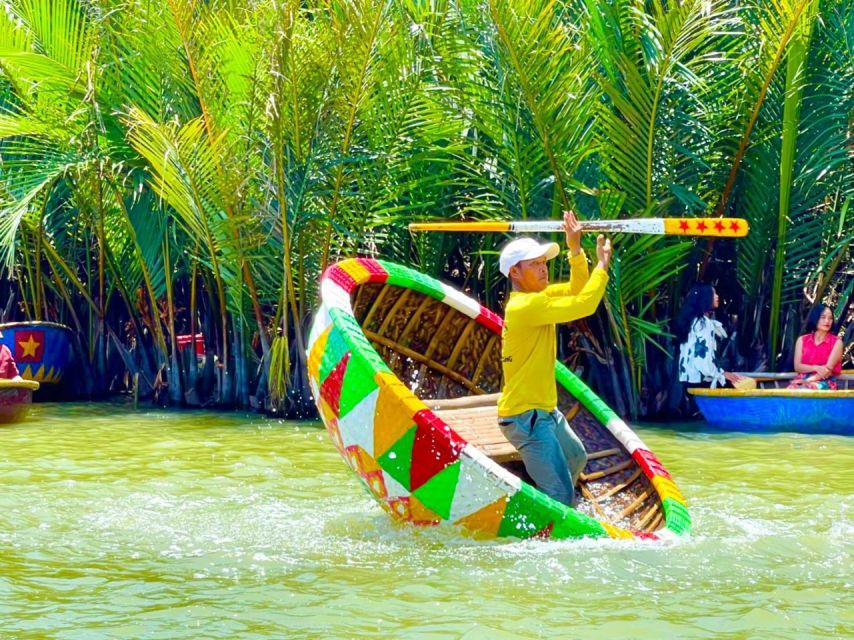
top-left (20, 365), bottom-right (62, 384)
top-left (307, 325), bottom-right (332, 383)
top-left (319, 397), bottom-right (343, 454)
top-left (455, 495), bottom-right (508, 540)
top-left (346, 445), bottom-right (381, 477)
top-left (372, 371), bottom-right (425, 458)
top-left (408, 494), bottom-right (442, 525)
top-left (601, 522), bottom-right (634, 539)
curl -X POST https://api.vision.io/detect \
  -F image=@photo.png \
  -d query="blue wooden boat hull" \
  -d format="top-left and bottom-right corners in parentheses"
top-left (689, 389), bottom-right (854, 435)
top-left (0, 321), bottom-right (73, 385)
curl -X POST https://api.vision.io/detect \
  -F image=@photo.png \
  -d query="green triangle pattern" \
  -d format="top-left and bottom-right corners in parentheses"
top-left (377, 425), bottom-right (417, 491)
top-left (497, 483), bottom-right (557, 539)
top-left (338, 353), bottom-right (378, 418)
top-left (319, 328), bottom-right (349, 382)
top-left (411, 460), bottom-right (461, 520)
top-left (551, 508), bottom-right (607, 540)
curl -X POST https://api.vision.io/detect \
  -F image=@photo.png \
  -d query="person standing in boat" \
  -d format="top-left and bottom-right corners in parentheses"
top-left (497, 210), bottom-right (611, 508)
top-left (0, 331), bottom-right (22, 380)
top-left (675, 285), bottom-right (745, 390)
top-left (788, 304), bottom-right (843, 390)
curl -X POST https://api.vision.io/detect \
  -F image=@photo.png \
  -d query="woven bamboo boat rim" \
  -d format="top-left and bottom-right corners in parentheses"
top-left (0, 379), bottom-right (40, 391)
top-left (309, 258), bottom-right (691, 541)
top-left (689, 388), bottom-right (854, 398)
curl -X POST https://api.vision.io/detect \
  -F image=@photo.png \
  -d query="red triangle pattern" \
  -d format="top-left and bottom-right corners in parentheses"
top-left (319, 352), bottom-right (350, 417)
top-left (409, 409), bottom-right (467, 491)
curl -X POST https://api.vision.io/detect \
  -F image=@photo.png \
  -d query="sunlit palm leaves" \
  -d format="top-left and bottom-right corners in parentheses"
top-left (590, 0), bottom-right (742, 213)
top-left (0, 0), bottom-right (849, 415)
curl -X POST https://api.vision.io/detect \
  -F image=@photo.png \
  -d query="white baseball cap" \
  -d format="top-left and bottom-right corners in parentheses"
top-left (499, 237), bottom-right (560, 277)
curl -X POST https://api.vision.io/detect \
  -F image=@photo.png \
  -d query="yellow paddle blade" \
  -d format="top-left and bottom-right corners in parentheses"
top-left (409, 218), bottom-right (750, 238)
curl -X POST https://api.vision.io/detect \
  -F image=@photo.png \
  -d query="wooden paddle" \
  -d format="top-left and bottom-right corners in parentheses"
top-left (409, 217), bottom-right (749, 238)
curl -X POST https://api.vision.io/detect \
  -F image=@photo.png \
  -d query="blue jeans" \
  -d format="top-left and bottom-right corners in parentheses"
top-left (498, 409), bottom-right (588, 507)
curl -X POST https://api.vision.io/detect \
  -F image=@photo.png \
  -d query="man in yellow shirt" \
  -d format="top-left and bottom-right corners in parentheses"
top-left (497, 211), bottom-right (611, 506)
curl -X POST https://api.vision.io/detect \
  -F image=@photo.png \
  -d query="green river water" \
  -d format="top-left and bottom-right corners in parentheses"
top-left (1, 403), bottom-right (851, 639)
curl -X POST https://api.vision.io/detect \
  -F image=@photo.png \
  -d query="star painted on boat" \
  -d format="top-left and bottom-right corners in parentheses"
top-left (714, 220), bottom-right (725, 232)
top-left (696, 220), bottom-right (708, 232)
top-left (18, 334), bottom-right (41, 359)
top-left (679, 220), bottom-right (690, 232)
top-left (729, 220), bottom-right (740, 232)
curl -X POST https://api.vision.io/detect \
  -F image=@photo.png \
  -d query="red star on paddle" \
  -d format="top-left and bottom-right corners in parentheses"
top-left (714, 220), bottom-right (725, 232)
top-left (678, 220), bottom-right (689, 232)
top-left (696, 220), bottom-right (708, 232)
top-left (729, 220), bottom-right (740, 232)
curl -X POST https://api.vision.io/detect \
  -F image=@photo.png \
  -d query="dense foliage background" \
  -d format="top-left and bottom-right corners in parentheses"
top-left (0, 0), bottom-right (851, 417)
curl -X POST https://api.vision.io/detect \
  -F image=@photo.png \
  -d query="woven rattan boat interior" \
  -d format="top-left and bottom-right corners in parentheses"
top-left (352, 282), bottom-right (663, 533)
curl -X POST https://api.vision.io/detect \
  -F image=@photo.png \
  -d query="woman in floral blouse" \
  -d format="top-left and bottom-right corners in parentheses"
top-left (675, 285), bottom-right (745, 389)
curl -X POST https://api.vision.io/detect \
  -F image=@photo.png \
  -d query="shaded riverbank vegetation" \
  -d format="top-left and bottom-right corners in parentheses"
top-left (0, 0), bottom-right (851, 418)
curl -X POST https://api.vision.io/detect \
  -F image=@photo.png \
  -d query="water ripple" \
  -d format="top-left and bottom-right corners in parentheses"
top-left (0, 403), bottom-right (851, 638)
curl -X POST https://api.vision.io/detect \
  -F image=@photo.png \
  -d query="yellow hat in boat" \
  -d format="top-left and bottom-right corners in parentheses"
top-left (733, 377), bottom-right (757, 391)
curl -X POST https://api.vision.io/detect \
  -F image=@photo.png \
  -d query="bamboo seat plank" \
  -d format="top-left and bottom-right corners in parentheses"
top-left (423, 393), bottom-right (502, 410)
top-left (580, 458), bottom-right (634, 482)
top-left (580, 484), bottom-right (610, 522)
top-left (637, 501), bottom-right (660, 529)
top-left (432, 403), bottom-right (521, 463)
top-left (586, 447), bottom-right (621, 461)
top-left (620, 488), bottom-right (652, 518)
top-left (601, 468), bottom-right (643, 499)
top-left (646, 511), bottom-right (664, 532)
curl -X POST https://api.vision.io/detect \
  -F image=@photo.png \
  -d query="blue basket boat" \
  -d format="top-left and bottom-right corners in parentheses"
top-left (0, 321), bottom-right (73, 385)
top-left (689, 373), bottom-right (854, 435)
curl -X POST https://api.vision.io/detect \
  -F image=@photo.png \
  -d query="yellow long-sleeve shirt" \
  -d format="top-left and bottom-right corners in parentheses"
top-left (497, 251), bottom-right (609, 417)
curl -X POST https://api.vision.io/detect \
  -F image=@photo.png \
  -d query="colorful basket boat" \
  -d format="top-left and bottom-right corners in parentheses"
top-left (0, 321), bottom-right (73, 385)
top-left (690, 374), bottom-right (854, 435)
top-left (0, 378), bottom-right (40, 423)
top-left (306, 258), bottom-right (690, 541)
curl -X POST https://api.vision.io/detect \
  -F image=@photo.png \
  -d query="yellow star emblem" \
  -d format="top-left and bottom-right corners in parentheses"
top-left (19, 334), bottom-right (41, 359)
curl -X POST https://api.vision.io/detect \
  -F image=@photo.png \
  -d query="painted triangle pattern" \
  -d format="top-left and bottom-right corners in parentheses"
top-left (306, 258), bottom-right (689, 542)
top-left (307, 325), bottom-right (331, 383)
top-left (411, 459), bottom-right (461, 520)
top-left (338, 354), bottom-right (379, 418)
top-left (377, 425), bottom-right (417, 491)
top-left (372, 372), bottom-right (420, 458)
top-left (409, 409), bottom-right (466, 491)
top-left (455, 496), bottom-right (508, 539)
top-left (338, 388), bottom-right (379, 456)
top-left (447, 452), bottom-right (514, 522)
top-left (319, 329), bottom-right (350, 382)
top-left (319, 352), bottom-right (350, 417)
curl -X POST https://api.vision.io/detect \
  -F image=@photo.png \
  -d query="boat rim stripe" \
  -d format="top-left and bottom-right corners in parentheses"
top-left (318, 259), bottom-right (689, 538)
top-left (690, 388), bottom-right (854, 398)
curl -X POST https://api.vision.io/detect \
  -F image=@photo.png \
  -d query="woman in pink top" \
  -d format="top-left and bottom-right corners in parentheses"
top-left (788, 304), bottom-right (843, 390)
